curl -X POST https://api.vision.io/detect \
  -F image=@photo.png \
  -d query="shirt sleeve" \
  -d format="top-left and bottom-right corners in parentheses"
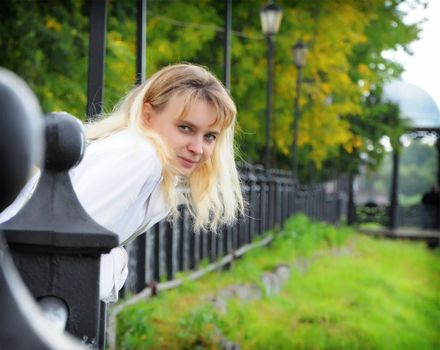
top-left (69, 133), bottom-right (163, 240)
top-left (99, 246), bottom-right (128, 303)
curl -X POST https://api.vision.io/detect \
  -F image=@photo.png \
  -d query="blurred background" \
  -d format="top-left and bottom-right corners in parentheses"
top-left (1, 0), bottom-right (438, 226)
top-left (1, 1), bottom-right (439, 349)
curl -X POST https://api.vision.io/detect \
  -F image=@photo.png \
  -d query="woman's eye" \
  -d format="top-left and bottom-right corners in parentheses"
top-left (205, 134), bottom-right (217, 142)
top-left (178, 125), bottom-right (191, 133)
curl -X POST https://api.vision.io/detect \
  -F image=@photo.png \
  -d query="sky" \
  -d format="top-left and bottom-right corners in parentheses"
top-left (396, 0), bottom-right (440, 109)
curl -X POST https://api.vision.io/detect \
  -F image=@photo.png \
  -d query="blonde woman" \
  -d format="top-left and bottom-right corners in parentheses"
top-left (1, 63), bottom-right (244, 302)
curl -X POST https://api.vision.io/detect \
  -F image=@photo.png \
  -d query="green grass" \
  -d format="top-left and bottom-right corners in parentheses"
top-left (358, 222), bottom-right (385, 230)
top-left (116, 214), bottom-right (440, 349)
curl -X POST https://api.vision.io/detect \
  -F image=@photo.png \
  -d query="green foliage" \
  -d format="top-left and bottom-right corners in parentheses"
top-left (356, 204), bottom-right (388, 225)
top-left (118, 221), bottom-right (440, 349)
top-left (270, 237), bottom-right (440, 350)
top-left (116, 215), bottom-right (356, 348)
top-left (279, 213), bottom-right (353, 254)
top-left (0, 0), bottom-right (427, 176)
top-left (116, 301), bottom-right (157, 349)
top-left (177, 305), bottom-right (224, 349)
top-left (0, 0), bottom-right (89, 118)
top-left (104, 2), bottom-right (137, 112)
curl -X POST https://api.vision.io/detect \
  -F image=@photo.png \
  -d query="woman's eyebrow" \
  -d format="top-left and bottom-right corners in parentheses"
top-left (206, 130), bottom-right (221, 136)
top-left (181, 120), bottom-right (221, 134)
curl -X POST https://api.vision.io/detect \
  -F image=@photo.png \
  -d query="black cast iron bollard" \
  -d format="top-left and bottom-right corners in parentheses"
top-left (0, 74), bottom-right (43, 210)
top-left (0, 68), bottom-right (86, 349)
top-left (1, 112), bottom-right (119, 348)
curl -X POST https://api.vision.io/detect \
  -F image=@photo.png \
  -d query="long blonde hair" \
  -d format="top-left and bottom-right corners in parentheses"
top-left (86, 63), bottom-right (244, 231)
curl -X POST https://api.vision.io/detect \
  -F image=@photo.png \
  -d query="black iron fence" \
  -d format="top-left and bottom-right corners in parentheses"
top-left (122, 167), bottom-right (349, 296)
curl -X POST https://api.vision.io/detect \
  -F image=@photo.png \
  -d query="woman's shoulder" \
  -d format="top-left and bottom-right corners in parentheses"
top-left (96, 128), bottom-right (156, 151)
top-left (88, 128), bottom-right (162, 168)
top-left (70, 128), bottom-right (163, 184)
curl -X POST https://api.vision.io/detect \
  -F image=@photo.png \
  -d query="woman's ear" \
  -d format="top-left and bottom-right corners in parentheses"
top-left (142, 102), bottom-right (154, 125)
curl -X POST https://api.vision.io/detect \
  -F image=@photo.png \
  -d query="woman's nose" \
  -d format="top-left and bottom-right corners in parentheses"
top-left (188, 137), bottom-right (203, 155)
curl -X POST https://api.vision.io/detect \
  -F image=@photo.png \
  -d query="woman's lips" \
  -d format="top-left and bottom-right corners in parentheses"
top-left (179, 156), bottom-right (198, 168)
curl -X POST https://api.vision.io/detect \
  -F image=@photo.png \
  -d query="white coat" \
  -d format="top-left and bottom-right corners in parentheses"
top-left (0, 128), bottom-right (170, 302)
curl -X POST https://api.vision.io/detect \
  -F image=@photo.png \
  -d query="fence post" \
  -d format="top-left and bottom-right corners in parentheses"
top-left (287, 174), bottom-right (296, 217)
top-left (255, 166), bottom-right (268, 233)
top-left (253, 166), bottom-right (263, 235)
top-left (134, 234), bottom-right (147, 292)
top-left (247, 165), bottom-right (258, 240)
top-left (0, 68), bottom-right (88, 349)
top-left (239, 165), bottom-right (251, 244)
top-left (2, 113), bottom-right (118, 348)
top-left (181, 207), bottom-right (191, 270)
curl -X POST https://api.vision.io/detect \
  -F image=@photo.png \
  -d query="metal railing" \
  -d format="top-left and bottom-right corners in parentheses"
top-left (122, 167), bottom-right (349, 296)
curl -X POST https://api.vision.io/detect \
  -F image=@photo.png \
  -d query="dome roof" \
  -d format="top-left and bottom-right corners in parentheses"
top-left (382, 80), bottom-right (440, 130)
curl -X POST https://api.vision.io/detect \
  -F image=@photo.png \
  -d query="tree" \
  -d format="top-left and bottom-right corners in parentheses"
top-left (0, 0), bottom-right (427, 180)
top-left (0, 0), bottom-right (89, 118)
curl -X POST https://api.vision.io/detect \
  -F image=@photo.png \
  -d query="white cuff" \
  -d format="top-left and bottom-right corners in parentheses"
top-left (99, 246), bottom-right (128, 303)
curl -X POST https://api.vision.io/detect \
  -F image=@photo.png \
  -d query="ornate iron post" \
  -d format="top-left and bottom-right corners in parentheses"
top-left (2, 113), bottom-right (118, 348)
top-left (0, 68), bottom-right (86, 349)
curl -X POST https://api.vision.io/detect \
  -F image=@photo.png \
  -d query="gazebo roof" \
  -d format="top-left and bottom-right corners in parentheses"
top-left (383, 80), bottom-right (440, 131)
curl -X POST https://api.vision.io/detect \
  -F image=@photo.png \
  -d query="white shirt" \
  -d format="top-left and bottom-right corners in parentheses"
top-left (0, 128), bottom-right (170, 303)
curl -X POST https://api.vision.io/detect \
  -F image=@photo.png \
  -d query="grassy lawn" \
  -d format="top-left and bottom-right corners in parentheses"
top-left (116, 215), bottom-right (440, 349)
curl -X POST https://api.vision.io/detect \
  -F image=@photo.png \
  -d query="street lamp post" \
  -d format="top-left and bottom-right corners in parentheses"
top-left (291, 40), bottom-right (308, 179)
top-left (260, 1), bottom-right (283, 170)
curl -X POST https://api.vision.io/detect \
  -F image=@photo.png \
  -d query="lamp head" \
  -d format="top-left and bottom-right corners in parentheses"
top-left (292, 41), bottom-right (308, 68)
top-left (260, 2), bottom-right (283, 36)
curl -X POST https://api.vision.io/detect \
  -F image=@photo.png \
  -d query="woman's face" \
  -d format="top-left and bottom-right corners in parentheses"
top-left (144, 94), bottom-right (221, 176)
